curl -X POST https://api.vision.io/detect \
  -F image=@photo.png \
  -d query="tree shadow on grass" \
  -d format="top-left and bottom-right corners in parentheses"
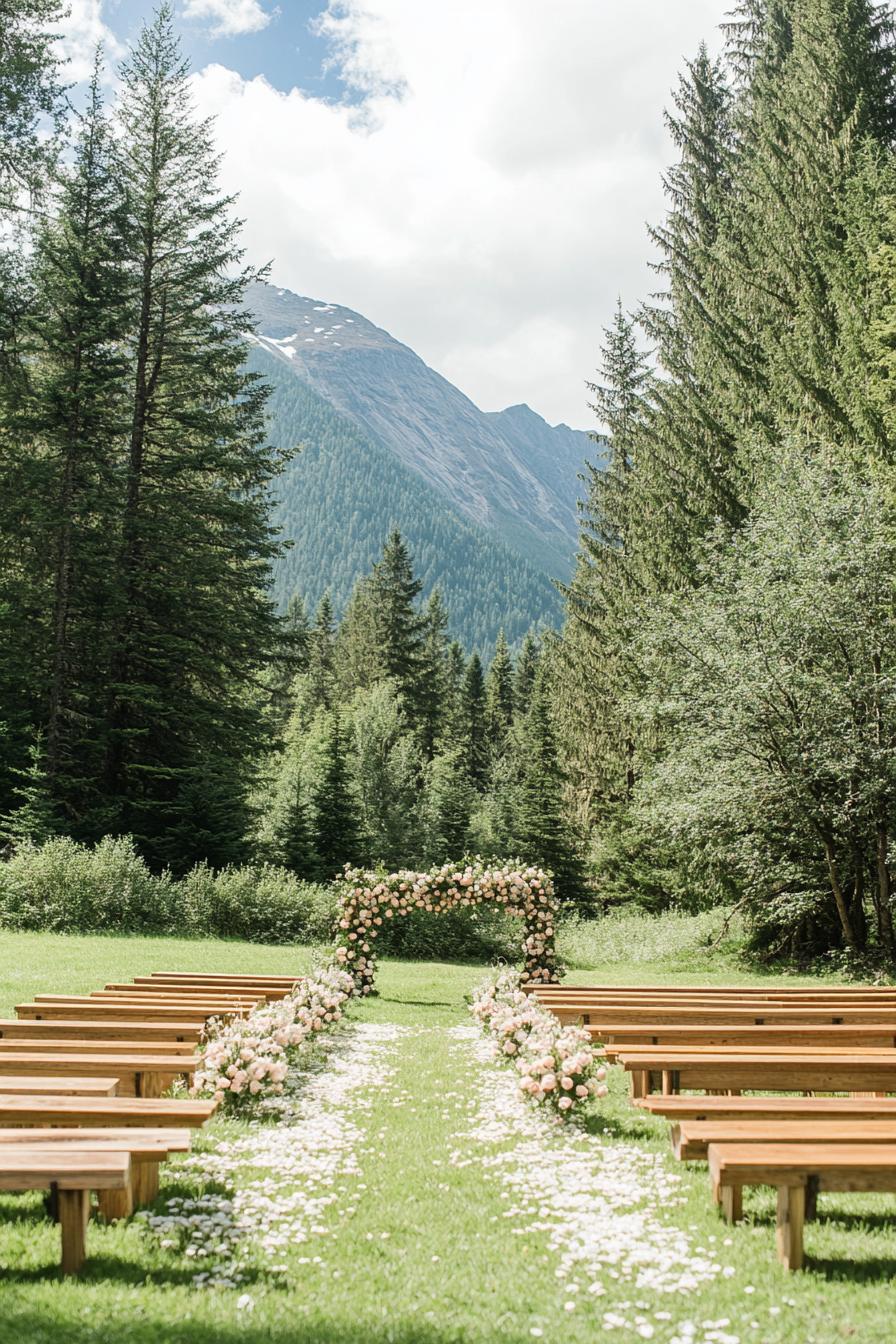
top-left (377, 997), bottom-right (454, 1009)
top-left (0, 1312), bottom-right (493, 1344)
top-left (803, 1254), bottom-right (896, 1283)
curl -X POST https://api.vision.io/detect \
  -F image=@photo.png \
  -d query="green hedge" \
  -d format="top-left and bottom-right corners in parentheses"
top-left (0, 837), bottom-right (337, 943)
top-left (0, 837), bottom-right (522, 960)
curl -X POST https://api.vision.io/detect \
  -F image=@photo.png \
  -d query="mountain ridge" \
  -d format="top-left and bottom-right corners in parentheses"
top-left (248, 281), bottom-right (601, 653)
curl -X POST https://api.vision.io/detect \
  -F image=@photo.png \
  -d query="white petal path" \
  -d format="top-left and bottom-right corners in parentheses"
top-left (140, 1022), bottom-right (402, 1288)
top-left (448, 1024), bottom-right (752, 1344)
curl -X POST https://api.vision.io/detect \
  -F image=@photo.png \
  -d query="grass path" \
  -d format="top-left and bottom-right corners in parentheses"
top-left (0, 933), bottom-right (896, 1341)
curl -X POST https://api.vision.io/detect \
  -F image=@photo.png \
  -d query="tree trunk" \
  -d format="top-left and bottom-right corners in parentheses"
top-left (876, 825), bottom-right (896, 959)
top-left (822, 834), bottom-right (857, 950)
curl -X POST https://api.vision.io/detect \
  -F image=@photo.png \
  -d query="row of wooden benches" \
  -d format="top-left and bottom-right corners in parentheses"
top-left (1, 969), bottom-right (301, 1273)
top-left (530, 980), bottom-right (896, 1271)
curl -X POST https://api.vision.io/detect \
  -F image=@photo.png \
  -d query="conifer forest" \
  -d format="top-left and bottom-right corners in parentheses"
top-left (4, 0), bottom-right (896, 970)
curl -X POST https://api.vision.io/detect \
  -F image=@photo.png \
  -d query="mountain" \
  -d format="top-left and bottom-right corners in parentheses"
top-left (247, 282), bottom-right (601, 653)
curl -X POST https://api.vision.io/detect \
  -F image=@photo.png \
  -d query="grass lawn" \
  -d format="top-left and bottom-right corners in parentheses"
top-left (0, 926), bottom-right (894, 1343)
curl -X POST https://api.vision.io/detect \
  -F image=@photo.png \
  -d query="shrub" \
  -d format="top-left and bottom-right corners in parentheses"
top-left (0, 835), bottom-right (177, 933)
top-left (0, 837), bottom-right (337, 943)
top-left (557, 905), bottom-right (740, 969)
top-left (180, 862), bottom-right (337, 943)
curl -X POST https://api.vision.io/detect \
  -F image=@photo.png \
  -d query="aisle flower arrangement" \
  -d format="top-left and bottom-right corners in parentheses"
top-left (194, 965), bottom-right (355, 1110)
top-left (471, 969), bottom-right (607, 1117)
top-left (335, 862), bottom-right (561, 993)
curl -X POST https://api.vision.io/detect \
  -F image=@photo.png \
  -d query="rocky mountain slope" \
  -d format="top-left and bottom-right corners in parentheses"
top-left (248, 282), bottom-right (601, 651)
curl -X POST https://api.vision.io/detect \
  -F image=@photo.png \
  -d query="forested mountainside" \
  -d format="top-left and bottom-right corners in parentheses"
top-left (247, 283), bottom-right (600, 644)
top-left (255, 346), bottom-right (564, 653)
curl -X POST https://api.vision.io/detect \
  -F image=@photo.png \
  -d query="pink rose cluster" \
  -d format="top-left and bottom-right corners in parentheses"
top-left (471, 969), bottom-right (608, 1117)
top-left (194, 965), bottom-right (355, 1110)
top-left (335, 861), bottom-right (561, 993)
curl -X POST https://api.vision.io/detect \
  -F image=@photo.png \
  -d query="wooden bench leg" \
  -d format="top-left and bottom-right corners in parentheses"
top-left (720, 1182), bottom-right (743, 1224)
top-left (805, 1174), bottom-right (819, 1222)
top-left (776, 1184), bottom-right (805, 1272)
top-left (59, 1189), bottom-right (90, 1275)
top-left (133, 1160), bottom-right (160, 1206)
top-left (97, 1181), bottom-right (134, 1222)
top-left (630, 1070), bottom-right (648, 1099)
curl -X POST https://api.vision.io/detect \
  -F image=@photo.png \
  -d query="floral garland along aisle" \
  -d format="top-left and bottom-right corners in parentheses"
top-left (334, 861), bottom-right (561, 994)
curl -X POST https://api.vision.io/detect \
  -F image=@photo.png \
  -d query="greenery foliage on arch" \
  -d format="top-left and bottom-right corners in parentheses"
top-left (334, 862), bottom-right (561, 993)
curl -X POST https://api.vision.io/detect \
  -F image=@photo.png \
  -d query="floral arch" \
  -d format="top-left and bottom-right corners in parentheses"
top-left (334, 862), bottom-right (561, 994)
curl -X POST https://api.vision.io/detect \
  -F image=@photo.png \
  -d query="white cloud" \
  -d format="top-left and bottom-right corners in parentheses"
top-left (182, 0), bottom-right (272, 38)
top-left (58, 0), bottom-right (124, 81)
top-left (191, 0), bottom-right (729, 426)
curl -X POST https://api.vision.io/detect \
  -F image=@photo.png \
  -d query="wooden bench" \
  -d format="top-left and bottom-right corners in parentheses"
top-left (528, 983), bottom-right (896, 997)
top-left (129, 977), bottom-right (296, 1000)
top-left (540, 1005), bottom-right (896, 1026)
top-left (0, 1095), bottom-right (217, 1127)
top-left (40, 992), bottom-right (258, 1009)
top-left (615, 1047), bottom-right (896, 1097)
top-left (0, 1018), bottom-right (202, 1043)
top-left (0, 1052), bottom-right (195, 1098)
top-left (589, 1024), bottom-right (896, 1048)
top-left (102, 983), bottom-right (274, 1000)
top-left (636, 1094), bottom-right (896, 1122)
top-left (0, 1148), bottom-right (131, 1274)
top-left (149, 971), bottom-right (300, 984)
top-left (16, 1001), bottom-right (240, 1023)
top-left (707, 1142), bottom-right (896, 1270)
top-left (0, 1038), bottom-right (196, 1058)
top-left (0, 1076), bottom-right (119, 1096)
top-left (0, 1127), bottom-right (192, 1216)
top-left (672, 1119), bottom-right (896, 1161)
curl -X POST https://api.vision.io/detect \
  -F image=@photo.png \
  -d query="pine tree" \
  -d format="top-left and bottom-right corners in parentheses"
top-left (513, 634), bottom-right (540, 717)
top-left (460, 654), bottom-right (488, 790)
top-left (0, 55), bottom-right (130, 827)
top-left (0, 733), bottom-right (56, 850)
top-left (98, 5), bottom-right (286, 868)
top-left (484, 630), bottom-right (514, 760)
top-left (273, 764), bottom-right (317, 878)
top-left (512, 664), bottom-right (588, 908)
top-left (366, 529), bottom-right (428, 712)
top-left (28, 59), bottom-right (129, 826)
top-left (308, 592), bottom-right (337, 710)
top-left (422, 745), bottom-right (474, 861)
top-left (418, 588), bottom-right (451, 756)
top-left (0, 0), bottom-right (64, 216)
top-left (557, 306), bottom-right (651, 827)
top-left (309, 710), bottom-right (360, 879)
top-left (267, 592), bottom-right (311, 730)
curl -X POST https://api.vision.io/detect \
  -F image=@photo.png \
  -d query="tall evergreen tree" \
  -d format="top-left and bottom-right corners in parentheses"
top-left (512, 663), bottom-right (588, 908)
top-left (307, 592), bottom-right (337, 710)
top-left (365, 529), bottom-right (428, 712)
top-left (99, 6), bottom-right (286, 867)
top-left (0, 0), bottom-right (64, 216)
top-left (484, 629), bottom-right (514, 758)
top-left (460, 653), bottom-right (488, 790)
top-left (309, 710), bottom-right (360, 878)
top-left (557, 306), bottom-right (651, 827)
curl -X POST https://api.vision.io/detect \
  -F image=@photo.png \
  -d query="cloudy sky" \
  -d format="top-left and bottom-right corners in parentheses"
top-left (63, 0), bottom-right (729, 428)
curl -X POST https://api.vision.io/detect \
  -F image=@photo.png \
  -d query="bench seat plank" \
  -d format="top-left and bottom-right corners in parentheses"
top-left (0, 1039), bottom-right (196, 1057)
top-left (637, 1095), bottom-right (896, 1121)
top-left (16, 1002), bottom-right (237, 1023)
top-left (673, 1119), bottom-right (896, 1160)
top-left (0, 1053), bottom-right (195, 1098)
top-left (0, 1095), bottom-right (216, 1126)
top-left (0, 1076), bottom-right (119, 1096)
top-left (545, 1006), bottom-right (896, 1025)
top-left (591, 1025), bottom-right (896, 1047)
top-left (0, 1018), bottom-right (202, 1042)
